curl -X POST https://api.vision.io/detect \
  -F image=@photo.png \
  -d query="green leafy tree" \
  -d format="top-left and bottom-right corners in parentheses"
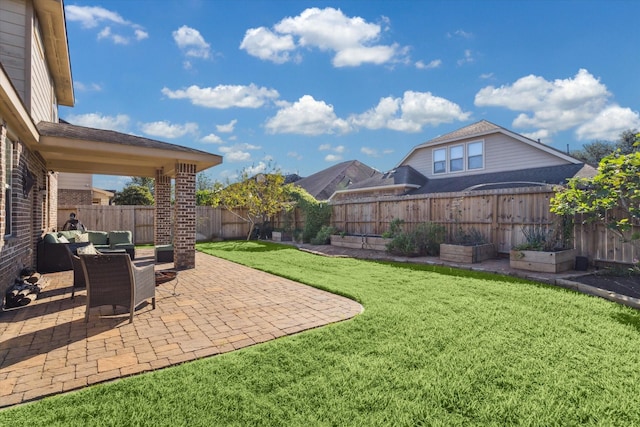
top-left (129, 177), bottom-right (155, 195)
top-left (288, 185), bottom-right (332, 243)
top-left (571, 129), bottom-right (640, 165)
top-left (113, 185), bottom-right (155, 205)
top-left (551, 139), bottom-right (640, 248)
top-left (571, 140), bottom-right (617, 165)
top-left (210, 168), bottom-right (294, 240)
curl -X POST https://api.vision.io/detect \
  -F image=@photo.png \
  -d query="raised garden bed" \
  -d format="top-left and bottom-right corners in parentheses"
top-left (330, 235), bottom-right (391, 251)
top-left (509, 248), bottom-right (577, 273)
top-left (440, 243), bottom-right (496, 264)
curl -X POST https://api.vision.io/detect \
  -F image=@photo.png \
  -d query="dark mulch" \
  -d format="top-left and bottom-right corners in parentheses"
top-left (571, 273), bottom-right (640, 299)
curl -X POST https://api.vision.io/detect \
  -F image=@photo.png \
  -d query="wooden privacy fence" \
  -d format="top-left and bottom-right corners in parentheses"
top-left (329, 186), bottom-right (639, 264)
top-left (60, 186), bottom-right (639, 265)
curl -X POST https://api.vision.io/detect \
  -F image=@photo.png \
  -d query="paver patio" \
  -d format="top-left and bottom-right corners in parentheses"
top-left (0, 249), bottom-right (363, 408)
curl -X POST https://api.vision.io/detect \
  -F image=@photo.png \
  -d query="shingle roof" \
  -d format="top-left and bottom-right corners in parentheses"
top-left (428, 120), bottom-right (501, 145)
top-left (294, 160), bottom-right (380, 200)
top-left (346, 165), bottom-right (427, 190)
top-left (408, 163), bottom-right (596, 195)
top-left (38, 121), bottom-right (212, 156)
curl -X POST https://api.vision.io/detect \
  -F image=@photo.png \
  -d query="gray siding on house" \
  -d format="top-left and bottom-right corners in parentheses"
top-left (0, 0), bottom-right (27, 101)
top-left (30, 15), bottom-right (56, 122)
top-left (402, 133), bottom-right (568, 178)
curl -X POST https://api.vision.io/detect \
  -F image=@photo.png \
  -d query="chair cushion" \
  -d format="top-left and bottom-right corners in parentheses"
top-left (109, 231), bottom-right (133, 246)
top-left (87, 231), bottom-right (109, 245)
top-left (43, 232), bottom-right (59, 243)
top-left (77, 244), bottom-right (99, 255)
top-left (75, 233), bottom-right (90, 243)
top-left (57, 235), bottom-right (70, 243)
top-left (58, 230), bottom-right (82, 242)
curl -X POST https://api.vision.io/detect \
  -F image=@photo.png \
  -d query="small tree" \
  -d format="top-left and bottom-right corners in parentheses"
top-left (210, 168), bottom-right (294, 240)
top-left (113, 185), bottom-right (154, 205)
top-left (551, 141), bottom-right (640, 250)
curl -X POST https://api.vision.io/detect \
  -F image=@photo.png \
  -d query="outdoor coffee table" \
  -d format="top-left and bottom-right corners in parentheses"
top-left (155, 269), bottom-right (179, 295)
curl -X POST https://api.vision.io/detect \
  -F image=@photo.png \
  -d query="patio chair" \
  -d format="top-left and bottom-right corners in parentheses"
top-left (79, 253), bottom-right (156, 323)
top-left (65, 245), bottom-right (87, 299)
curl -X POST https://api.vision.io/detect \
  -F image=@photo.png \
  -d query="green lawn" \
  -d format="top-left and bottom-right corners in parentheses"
top-left (2, 241), bottom-right (640, 426)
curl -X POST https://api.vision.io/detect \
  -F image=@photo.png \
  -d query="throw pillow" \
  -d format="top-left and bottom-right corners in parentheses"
top-left (57, 235), bottom-right (70, 243)
top-left (76, 244), bottom-right (98, 255)
top-left (75, 233), bottom-right (89, 243)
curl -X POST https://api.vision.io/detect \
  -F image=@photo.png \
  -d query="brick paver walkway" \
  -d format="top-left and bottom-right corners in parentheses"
top-left (0, 250), bottom-right (363, 408)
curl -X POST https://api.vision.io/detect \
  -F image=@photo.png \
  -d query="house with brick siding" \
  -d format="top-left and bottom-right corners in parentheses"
top-left (0, 0), bottom-right (221, 298)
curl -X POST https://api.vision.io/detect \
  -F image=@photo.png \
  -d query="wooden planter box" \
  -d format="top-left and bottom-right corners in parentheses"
top-left (271, 231), bottom-right (292, 242)
top-left (509, 249), bottom-right (577, 273)
top-left (440, 243), bottom-right (496, 263)
top-left (330, 235), bottom-right (391, 251)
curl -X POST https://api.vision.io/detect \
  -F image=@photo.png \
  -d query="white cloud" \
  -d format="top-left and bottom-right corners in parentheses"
top-left (241, 7), bottom-right (408, 67)
top-left (576, 105), bottom-right (640, 141)
top-left (65, 5), bottom-right (146, 45)
top-left (139, 121), bottom-right (198, 138)
top-left (447, 29), bottom-right (473, 39)
top-left (475, 69), bottom-right (616, 139)
top-left (218, 143), bottom-right (261, 162)
top-left (457, 49), bottom-right (474, 66)
top-left (334, 145), bottom-right (345, 153)
top-left (216, 119), bottom-right (238, 133)
top-left (162, 84), bottom-right (279, 109)
top-left (246, 162), bottom-right (268, 175)
top-left (325, 154), bottom-right (343, 162)
top-left (64, 113), bottom-right (130, 132)
top-left (479, 72), bottom-right (494, 80)
top-left (265, 95), bottom-right (350, 135)
top-left (201, 133), bottom-right (223, 144)
top-left (415, 59), bottom-right (442, 70)
top-left (287, 151), bottom-right (303, 160)
top-left (135, 29), bottom-right (149, 41)
top-left (173, 25), bottom-right (211, 59)
top-left (239, 27), bottom-right (295, 64)
top-left (350, 91), bottom-right (471, 133)
top-left (319, 144), bottom-right (331, 151)
top-left (361, 147), bottom-right (379, 157)
top-left (74, 81), bottom-right (102, 92)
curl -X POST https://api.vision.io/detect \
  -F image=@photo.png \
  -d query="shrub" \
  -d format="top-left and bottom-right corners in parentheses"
top-left (311, 225), bottom-right (337, 245)
top-left (382, 218), bottom-right (405, 238)
top-left (385, 222), bottom-right (445, 256)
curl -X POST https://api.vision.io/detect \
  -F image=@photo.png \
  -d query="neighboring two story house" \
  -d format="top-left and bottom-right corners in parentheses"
top-left (0, 0), bottom-right (221, 297)
top-left (332, 120), bottom-right (596, 200)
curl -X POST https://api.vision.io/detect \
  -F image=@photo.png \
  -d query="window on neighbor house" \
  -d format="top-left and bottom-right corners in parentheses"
top-left (449, 145), bottom-right (464, 172)
top-left (433, 148), bottom-right (446, 174)
top-left (4, 139), bottom-right (13, 237)
top-left (468, 141), bottom-right (483, 170)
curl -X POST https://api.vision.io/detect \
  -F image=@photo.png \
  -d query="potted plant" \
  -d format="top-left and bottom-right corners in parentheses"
top-left (440, 227), bottom-right (496, 263)
top-left (509, 219), bottom-right (576, 273)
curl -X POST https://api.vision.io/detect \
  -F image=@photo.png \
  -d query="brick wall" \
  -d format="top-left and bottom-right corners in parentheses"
top-left (154, 170), bottom-right (172, 246)
top-left (0, 126), bottom-right (50, 297)
top-left (58, 189), bottom-right (92, 206)
top-left (174, 163), bottom-right (196, 269)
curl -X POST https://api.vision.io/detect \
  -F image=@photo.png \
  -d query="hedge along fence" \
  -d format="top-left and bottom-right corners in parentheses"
top-left (61, 185), bottom-right (639, 265)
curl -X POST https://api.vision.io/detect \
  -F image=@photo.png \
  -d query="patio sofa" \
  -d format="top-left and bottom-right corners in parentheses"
top-left (37, 230), bottom-right (135, 273)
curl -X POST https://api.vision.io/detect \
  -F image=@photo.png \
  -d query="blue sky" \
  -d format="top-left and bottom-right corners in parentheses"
top-left (60, 0), bottom-right (640, 191)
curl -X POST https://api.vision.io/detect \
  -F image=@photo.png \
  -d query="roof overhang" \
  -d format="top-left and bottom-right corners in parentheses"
top-left (33, 0), bottom-right (74, 106)
top-left (0, 66), bottom-right (40, 145)
top-left (37, 122), bottom-right (222, 177)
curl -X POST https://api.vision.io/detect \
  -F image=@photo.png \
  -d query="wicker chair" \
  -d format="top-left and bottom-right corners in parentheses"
top-left (79, 253), bottom-right (156, 323)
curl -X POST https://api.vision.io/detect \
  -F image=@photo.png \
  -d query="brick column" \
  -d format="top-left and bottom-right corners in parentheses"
top-left (174, 163), bottom-right (196, 269)
top-left (154, 170), bottom-right (172, 246)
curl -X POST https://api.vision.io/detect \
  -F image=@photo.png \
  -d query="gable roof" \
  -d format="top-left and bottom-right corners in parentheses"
top-left (344, 165), bottom-right (427, 191)
top-left (397, 119), bottom-right (582, 167)
top-left (294, 160), bottom-right (380, 200)
top-left (37, 121), bottom-right (222, 177)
